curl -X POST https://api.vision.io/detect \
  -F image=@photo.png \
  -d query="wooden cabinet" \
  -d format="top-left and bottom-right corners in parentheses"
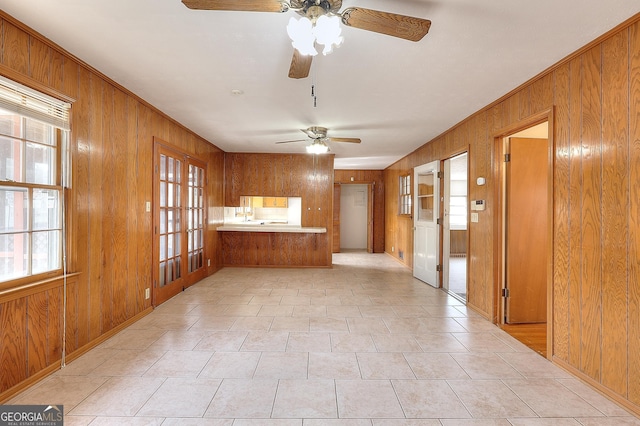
top-left (252, 197), bottom-right (263, 208)
top-left (263, 197), bottom-right (287, 208)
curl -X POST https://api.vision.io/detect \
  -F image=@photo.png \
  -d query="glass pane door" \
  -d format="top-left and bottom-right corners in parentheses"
top-left (153, 143), bottom-right (207, 306)
top-left (187, 162), bottom-right (205, 273)
top-left (158, 152), bottom-right (182, 288)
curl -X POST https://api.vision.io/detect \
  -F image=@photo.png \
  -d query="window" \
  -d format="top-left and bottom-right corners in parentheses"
top-left (0, 77), bottom-right (70, 286)
top-left (399, 173), bottom-right (412, 215)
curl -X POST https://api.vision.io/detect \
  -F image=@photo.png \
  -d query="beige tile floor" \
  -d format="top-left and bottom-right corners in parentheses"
top-left (9, 252), bottom-right (640, 425)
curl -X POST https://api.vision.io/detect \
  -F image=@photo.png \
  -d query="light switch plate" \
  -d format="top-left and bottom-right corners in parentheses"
top-left (471, 213), bottom-right (479, 223)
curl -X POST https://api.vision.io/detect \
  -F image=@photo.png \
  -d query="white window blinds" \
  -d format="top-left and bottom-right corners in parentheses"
top-left (0, 75), bottom-right (71, 130)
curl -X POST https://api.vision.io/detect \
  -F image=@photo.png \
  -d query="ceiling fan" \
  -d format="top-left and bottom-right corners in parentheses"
top-left (275, 126), bottom-right (361, 153)
top-left (181, 0), bottom-right (431, 79)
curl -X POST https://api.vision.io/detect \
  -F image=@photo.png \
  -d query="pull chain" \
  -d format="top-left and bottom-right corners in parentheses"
top-left (311, 67), bottom-right (317, 107)
top-left (311, 84), bottom-right (317, 107)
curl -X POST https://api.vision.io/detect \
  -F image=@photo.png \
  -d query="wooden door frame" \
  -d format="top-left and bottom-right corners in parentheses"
top-left (492, 108), bottom-right (554, 360)
top-left (441, 150), bottom-right (469, 300)
top-left (152, 138), bottom-right (208, 306)
top-left (333, 182), bottom-right (375, 253)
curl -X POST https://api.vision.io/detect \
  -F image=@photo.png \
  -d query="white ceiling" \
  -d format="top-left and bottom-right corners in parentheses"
top-left (2, 1), bottom-right (639, 169)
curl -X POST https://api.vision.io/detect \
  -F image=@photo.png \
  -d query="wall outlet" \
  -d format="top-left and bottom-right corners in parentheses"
top-left (391, 246), bottom-right (395, 252)
top-left (207, 259), bottom-right (211, 267)
top-left (145, 288), bottom-right (150, 300)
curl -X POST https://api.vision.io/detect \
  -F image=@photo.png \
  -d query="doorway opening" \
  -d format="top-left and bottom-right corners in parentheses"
top-left (333, 183), bottom-right (374, 253)
top-left (494, 114), bottom-right (552, 359)
top-left (339, 184), bottom-right (368, 251)
top-left (442, 152), bottom-right (468, 302)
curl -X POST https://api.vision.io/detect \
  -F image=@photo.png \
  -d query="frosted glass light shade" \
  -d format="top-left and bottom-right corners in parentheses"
top-left (287, 15), bottom-right (343, 56)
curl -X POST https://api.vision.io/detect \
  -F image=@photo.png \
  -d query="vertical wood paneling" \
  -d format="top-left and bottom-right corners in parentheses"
top-left (46, 287), bottom-right (62, 365)
top-left (567, 56), bottom-right (583, 369)
top-left (260, 154), bottom-right (275, 195)
top-left (88, 73), bottom-right (104, 340)
top-left (27, 292), bottom-right (48, 374)
top-left (476, 110), bottom-right (491, 313)
top-left (507, 93), bottom-right (520, 124)
top-left (126, 97), bottom-right (140, 317)
top-left (600, 30), bottom-right (629, 395)
top-left (50, 49), bottom-right (63, 93)
top-left (137, 104), bottom-right (153, 312)
top-left (0, 299), bottom-right (27, 390)
top-left (552, 63), bottom-right (571, 361)
top-left (579, 45), bottom-right (603, 381)
top-left (112, 88), bottom-right (128, 326)
top-left (28, 36), bottom-right (50, 85)
top-left (63, 57), bottom-right (78, 100)
top-left (0, 20), bottom-right (4, 63)
top-left (74, 67), bottom-right (91, 348)
top-left (628, 21), bottom-right (640, 406)
top-left (65, 280), bottom-right (79, 354)
top-left (519, 85), bottom-right (531, 119)
top-left (530, 73), bottom-right (554, 114)
top-left (2, 21), bottom-right (29, 74)
top-left (101, 85), bottom-right (114, 333)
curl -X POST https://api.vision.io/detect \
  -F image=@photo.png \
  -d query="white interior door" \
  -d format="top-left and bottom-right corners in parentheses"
top-left (413, 161), bottom-right (440, 287)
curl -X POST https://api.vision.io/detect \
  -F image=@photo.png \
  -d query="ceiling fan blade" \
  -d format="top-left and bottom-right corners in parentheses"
top-left (341, 7), bottom-right (431, 42)
top-left (329, 137), bottom-right (361, 143)
top-left (275, 139), bottom-right (307, 144)
top-left (288, 49), bottom-right (313, 79)
top-left (181, 0), bottom-right (286, 12)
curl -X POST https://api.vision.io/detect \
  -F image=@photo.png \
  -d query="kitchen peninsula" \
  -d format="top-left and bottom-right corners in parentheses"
top-left (220, 153), bottom-right (334, 267)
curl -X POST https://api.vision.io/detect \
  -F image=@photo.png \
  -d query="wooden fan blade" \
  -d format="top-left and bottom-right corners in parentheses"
top-left (341, 7), bottom-right (431, 42)
top-left (329, 137), bottom-right (361, 143)
top-left (275, 139), bottom-right (307, 144)
top-left (288, 49), bottom-right (313, 79)
top-left (182, 0), bottom-right (286, 12)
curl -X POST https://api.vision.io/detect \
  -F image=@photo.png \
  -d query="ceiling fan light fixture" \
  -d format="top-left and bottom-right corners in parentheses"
top-left (314, 15), bottom-right (343, 55)
top-left (287, 17), bottom-right (318, 56)
top-left (306, 140), bottom-right (330, 154)
top-left (287, 14), bottom-right (343, 57)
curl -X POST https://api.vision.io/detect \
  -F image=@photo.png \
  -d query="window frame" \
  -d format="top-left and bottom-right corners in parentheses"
top-left (0, 115), bottom-right (65, 291)
top-left (398, 172), bottom-right (412, 216)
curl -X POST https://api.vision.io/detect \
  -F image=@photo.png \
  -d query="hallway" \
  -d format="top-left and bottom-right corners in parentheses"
top-left (9, 252), bottom-right (637, 425)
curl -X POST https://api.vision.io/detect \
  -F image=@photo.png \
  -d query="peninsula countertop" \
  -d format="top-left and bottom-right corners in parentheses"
top-left (216, 223), bottom-right (326, 233)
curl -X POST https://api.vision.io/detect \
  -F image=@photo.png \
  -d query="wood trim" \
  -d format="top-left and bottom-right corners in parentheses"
top-left (0, 273), bottom-right (80, 304)
top-left (0, 63), bottom-right (75, 103)
top-left (491, 108), bottom-right (554, 360)
top-left (553, 357), bottom-right (640, 417)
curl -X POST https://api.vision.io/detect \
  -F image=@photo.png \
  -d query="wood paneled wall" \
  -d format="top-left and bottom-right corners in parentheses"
top-left (223, 153), bottom-right (333, 267)
top-left (0, 12), bottom-right (225, 399)
top-left (384, 14), bottom-right (640, 414)
top-left (334, 170), bottom-right (385, 253)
